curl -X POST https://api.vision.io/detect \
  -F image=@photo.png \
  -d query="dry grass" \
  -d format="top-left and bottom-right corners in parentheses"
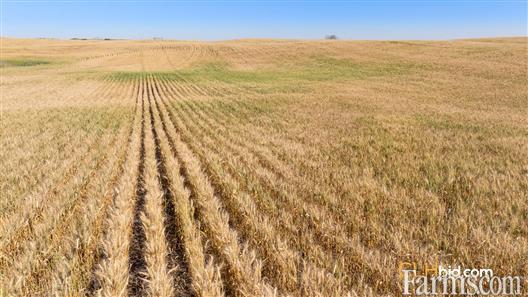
top-left (0, 37), bottom-right (527, 296)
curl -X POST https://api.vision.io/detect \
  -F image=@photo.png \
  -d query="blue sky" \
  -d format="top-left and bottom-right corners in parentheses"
top-left (2, 1), bottom-right (527, 40)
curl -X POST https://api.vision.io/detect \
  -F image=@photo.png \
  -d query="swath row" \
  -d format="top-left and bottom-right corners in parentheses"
top-left (93, 74), bottom-right (274, 297)
top-left (93, 73), bottom-right (363, 296)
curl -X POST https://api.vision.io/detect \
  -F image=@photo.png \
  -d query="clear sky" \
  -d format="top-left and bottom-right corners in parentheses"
top-left (2, 0), bottom-right (527, 40)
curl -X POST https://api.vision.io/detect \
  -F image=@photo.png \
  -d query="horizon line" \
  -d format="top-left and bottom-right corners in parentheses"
top-left (2, 35), bottom-right (527, 42)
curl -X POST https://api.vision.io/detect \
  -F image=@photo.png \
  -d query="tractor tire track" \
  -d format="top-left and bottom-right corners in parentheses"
top-left (128, 75), bottom-right (149, 297)
top-left (149, 77), bottom-right (226, 297)
top-left (151, 78), bottom-right (237, 297)
top-left (146, 75), bottom-right (194, 296)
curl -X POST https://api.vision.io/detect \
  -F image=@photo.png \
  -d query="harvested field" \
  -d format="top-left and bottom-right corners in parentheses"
top-left (0, 37), bottom-right (527, 296)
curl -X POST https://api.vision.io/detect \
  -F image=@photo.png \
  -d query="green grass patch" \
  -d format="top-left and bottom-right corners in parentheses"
top-left (0, 59), bottom-right (50, 67)
top-left (106, 71), bottom-right (187, 82)
top-left (292, 56), bottom-right (418, 81)
top-left (106, 57), bottom-right (421, 85)
top-left (184, 58), bottom-right (420, 82)
top-left (181, 62), bottom-right (281, 83)
top-left (105, 67), bottom-right (278, 84)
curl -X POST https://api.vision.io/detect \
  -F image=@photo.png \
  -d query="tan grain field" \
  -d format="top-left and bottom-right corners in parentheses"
top-left (0, 37), bottom-right (527, 296)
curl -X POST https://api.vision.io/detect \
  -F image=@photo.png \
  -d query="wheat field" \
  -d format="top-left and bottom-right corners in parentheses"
top-left (0, 37), bottom-right (527, 296)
